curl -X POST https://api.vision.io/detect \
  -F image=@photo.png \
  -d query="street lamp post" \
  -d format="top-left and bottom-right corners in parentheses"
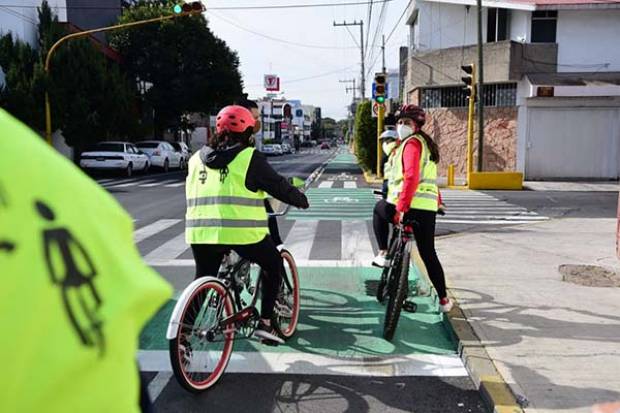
top-left (44, 7), bottom-right (203, 145)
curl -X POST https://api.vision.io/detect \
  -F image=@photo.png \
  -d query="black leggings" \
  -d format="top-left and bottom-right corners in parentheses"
top-left (265, 200), bottom-right (283, 246)
top-left (191, 236), bottom-right (282, 319)
top-left (372, 199), bottom-right (447, 299)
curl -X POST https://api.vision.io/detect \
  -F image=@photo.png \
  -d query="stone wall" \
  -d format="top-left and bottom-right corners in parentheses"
top-left (423, 106), bottom-right (518, 177)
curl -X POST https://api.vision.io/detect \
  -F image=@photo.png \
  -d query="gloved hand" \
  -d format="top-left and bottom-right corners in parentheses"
top-left (298, 194), bottom-right (310, 210)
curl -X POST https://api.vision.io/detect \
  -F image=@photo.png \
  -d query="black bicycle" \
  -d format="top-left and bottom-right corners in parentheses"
top-left (166, 207), bottom-right (301, 393)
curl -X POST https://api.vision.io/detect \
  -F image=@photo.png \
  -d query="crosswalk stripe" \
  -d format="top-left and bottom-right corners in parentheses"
top-left (438, 219), bottom-right (547, 225)
top-left (144, 232), bottom-right (187, 261)
top-left (96, 178), bottom-right (116, 184)
top-left (165, 182), bottom-right (185, 188)
top-left (139, 181), bottom-right (164, 188)
top-left (109, 182), bottom-right (139, 188)
top-left (134, 219), bottom-right (182, 243)
top-left (318, 181), bottom-right (334, 188)
top-left (138, 350), bottom-right (467, 377)
top-left (341, 220), bottom-right (375, 264)
top-left (284, 220), bottom-right (319, 261)
top-left (438, 215), bottom-right (548, 221)
top-left (344, 181), bottom-right (357, 188)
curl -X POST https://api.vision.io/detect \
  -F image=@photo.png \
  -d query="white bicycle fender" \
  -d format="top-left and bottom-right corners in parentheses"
top-left (165, 276), bottom-right (225, 340)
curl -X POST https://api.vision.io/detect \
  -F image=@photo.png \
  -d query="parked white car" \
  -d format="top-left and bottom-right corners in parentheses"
top-left (80, 141), bottom-right (149, 177)
top-left (261, 144), bottom-right (278, 156)
top-left (171, 142), bottom-right (191, 169)
top-left (136, 140), bottom-right (182, 172)
top-left (273, 144), bottom-right (284, 156)
top-left (281, 143), bottom-right (295, 154)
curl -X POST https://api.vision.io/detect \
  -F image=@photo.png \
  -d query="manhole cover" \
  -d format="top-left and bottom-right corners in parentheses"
top-left (559, 264), bottom-right (620, 287)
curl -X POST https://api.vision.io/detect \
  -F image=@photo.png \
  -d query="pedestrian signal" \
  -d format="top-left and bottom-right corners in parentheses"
top-left (374, 73), bottom-right (386, 104)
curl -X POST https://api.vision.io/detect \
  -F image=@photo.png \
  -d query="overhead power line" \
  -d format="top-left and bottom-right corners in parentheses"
top-left (0, 0), bottom-right (398, 11)
top-left (209, 10), bottom-right (374, 50)
top-left (245, 64), bottom-right (357, 87)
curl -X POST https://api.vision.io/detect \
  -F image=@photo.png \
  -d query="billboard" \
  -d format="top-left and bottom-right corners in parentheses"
top-left (264, 74), bottom-right (280, 91)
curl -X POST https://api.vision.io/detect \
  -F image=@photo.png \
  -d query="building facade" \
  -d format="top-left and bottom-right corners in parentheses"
top-left (403, 0), bottom-right (620, 179)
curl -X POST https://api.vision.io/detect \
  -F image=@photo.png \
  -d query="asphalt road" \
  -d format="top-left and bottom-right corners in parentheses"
top-left (99, 148), bottom-right (619, 413)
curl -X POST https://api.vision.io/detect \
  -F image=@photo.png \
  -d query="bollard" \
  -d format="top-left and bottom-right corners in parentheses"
top-left (447, 164), bottom-right (455, 187)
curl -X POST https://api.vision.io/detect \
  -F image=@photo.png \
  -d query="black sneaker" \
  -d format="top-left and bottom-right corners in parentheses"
top-left (254, 320), bottom-right (285, 345)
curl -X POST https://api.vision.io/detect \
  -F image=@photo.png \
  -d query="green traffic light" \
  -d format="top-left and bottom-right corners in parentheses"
top-left (376, 96), bottom-right (385, 104)
top-left (173, 4), bottom-right (182, 13)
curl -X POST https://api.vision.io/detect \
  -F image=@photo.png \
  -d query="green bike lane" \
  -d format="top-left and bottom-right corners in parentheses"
top-left (140, 150), bottom-right (461, 372)
top-left (139, 149), bottom-right (486, 412)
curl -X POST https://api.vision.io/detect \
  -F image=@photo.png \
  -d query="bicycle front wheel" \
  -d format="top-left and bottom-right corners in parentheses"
top-left (383, 246), bottom-right (410, 341)
top-left (273, 249), bottom-right (301, 339)
top-left (169, 279), bottom-right (235, 393)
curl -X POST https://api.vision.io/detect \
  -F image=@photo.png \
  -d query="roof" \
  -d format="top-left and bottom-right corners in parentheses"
top-left (527, 72), bottom-right (620, 86)
top-left (416, 0), bottom-right (620, 10)
top-left (510, 0), bottom-right (620, 6)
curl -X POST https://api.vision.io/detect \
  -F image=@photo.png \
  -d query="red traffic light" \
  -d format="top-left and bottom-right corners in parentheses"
top-left (376, 85), bottom-right (385, 94)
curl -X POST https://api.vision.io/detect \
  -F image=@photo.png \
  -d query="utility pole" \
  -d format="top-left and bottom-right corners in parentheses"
top-left (333, 20), bottom-right (365, 99)
top-left (476, 0), bottom-right (485, 171)
top-left (381, 34), bottom-right (386, 74)
top-left (340, 78), bottom-right (357, 100)
top-left (340, 79), bottom-right (357, 144)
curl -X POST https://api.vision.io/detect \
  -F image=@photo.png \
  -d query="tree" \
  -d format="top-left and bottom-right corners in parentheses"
top-left (110, 0), bottom-right (244, 136)
top-left (321, 117), bottom-right (337, 139)
top-left (1, 1), bottom-right (139, 157)
top-left (353, 100), bottom-right (377, 173)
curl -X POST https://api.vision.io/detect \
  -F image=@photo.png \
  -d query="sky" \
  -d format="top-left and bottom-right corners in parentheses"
top-left (204, 0), bottom-right (411, 120)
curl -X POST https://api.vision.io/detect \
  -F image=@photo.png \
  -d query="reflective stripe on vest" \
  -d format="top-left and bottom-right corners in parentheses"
top-left (386, 134), bottom-right (439, 212)
top-left (185, 147), bottom-right (268, 245)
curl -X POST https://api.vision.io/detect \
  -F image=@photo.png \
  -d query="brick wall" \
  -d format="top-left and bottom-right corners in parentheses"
top-left (423, 106), bottom-right (517, 176)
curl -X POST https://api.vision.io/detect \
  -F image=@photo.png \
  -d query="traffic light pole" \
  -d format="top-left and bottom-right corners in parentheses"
top-left (44, 9), bottom-right (202, 145)
top-left (377, 102), bottom-right (385, 178)
top-left (466, 66), bottom-right (477, 184)
top-left (476, 0), bottom-right (485, 171)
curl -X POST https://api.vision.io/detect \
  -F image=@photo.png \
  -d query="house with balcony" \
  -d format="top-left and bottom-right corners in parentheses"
top-left (403, 0), bottom-right (620, 179)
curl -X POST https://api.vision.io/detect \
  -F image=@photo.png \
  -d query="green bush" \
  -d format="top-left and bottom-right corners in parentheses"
top-left (353, 100), bottom-right (377, 173)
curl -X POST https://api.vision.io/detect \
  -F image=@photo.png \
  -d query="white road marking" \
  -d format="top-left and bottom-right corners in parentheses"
top-left (341, 220), bottom-right (375, 264)
top-left (318, 181), bottom-right (334, 188)
top-left (147, 372), bottom-right (172, 402)
top-left (139, 181), bottom-right (164, 188)
top-left (144, 232), bottom-right (188, 261)
top-left (284, 220), bottom-right (319, 261)
top-left (134, 219), bottom-right (182, 243)
top-left (137, 350), bottom-right (467, 377)
top-left (165, 182), bottom-right (185, 188)
top-left (344, 181), bottom-right (357, 189)
top-left (437, 219), bottom-right (549, 225)
top-left (144, 258), bottom-right (368, 267)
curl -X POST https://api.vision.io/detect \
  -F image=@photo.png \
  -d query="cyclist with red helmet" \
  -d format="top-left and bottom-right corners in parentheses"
top-left (185, 105), bottom-right (309, 345)
top-left (372, 104), bottom-right (452, 313)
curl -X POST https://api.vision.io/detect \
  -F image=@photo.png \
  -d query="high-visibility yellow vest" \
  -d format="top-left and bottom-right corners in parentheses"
top-left (387, 134), bottom-right (439, 212)
top-left (185, 147), bottom-right (269, 245)
top-left (0, 109), bottom-right (172, 413)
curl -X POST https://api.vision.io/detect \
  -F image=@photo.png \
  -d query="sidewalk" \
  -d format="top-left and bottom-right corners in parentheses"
top-left (438, 216), bottom-right (620, 412)
top-left (524, 181), bottom-right (619, 192)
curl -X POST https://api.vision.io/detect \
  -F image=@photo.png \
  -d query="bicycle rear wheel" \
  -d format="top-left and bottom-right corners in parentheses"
top-left (273, 249), bottom-right (300, 339)
top-left (383, 246), bottom-right (410, 341)
top-left (169, 279), bottom-right (235, 393)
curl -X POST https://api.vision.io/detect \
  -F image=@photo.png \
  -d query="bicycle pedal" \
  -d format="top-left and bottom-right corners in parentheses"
top-left (403, 301), bottom-right (417, 313)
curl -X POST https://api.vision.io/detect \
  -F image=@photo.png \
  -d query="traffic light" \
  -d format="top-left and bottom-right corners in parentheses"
top-left (173, 1), bottom-right (204, 15)
top-left (461, 64), bottom-right (475, 99)
top-left (374, 73), bottom-right (386, 104)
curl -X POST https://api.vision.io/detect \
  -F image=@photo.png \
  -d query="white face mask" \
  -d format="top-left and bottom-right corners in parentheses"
top-left (397, 124), bottom-right (414, 139)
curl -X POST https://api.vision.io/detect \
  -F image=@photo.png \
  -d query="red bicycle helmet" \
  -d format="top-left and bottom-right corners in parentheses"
top-left (215, 105), bottom-right (256, 134)
top-left (396, 104), bottom-right (426, 126)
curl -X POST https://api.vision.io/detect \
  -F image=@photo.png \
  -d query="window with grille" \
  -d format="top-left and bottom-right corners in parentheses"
top-left (420, 83), bottom-right (517, 109)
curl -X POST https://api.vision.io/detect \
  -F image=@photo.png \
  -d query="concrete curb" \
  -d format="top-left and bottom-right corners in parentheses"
top-left (443, 292), bottom-right (525, 413)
